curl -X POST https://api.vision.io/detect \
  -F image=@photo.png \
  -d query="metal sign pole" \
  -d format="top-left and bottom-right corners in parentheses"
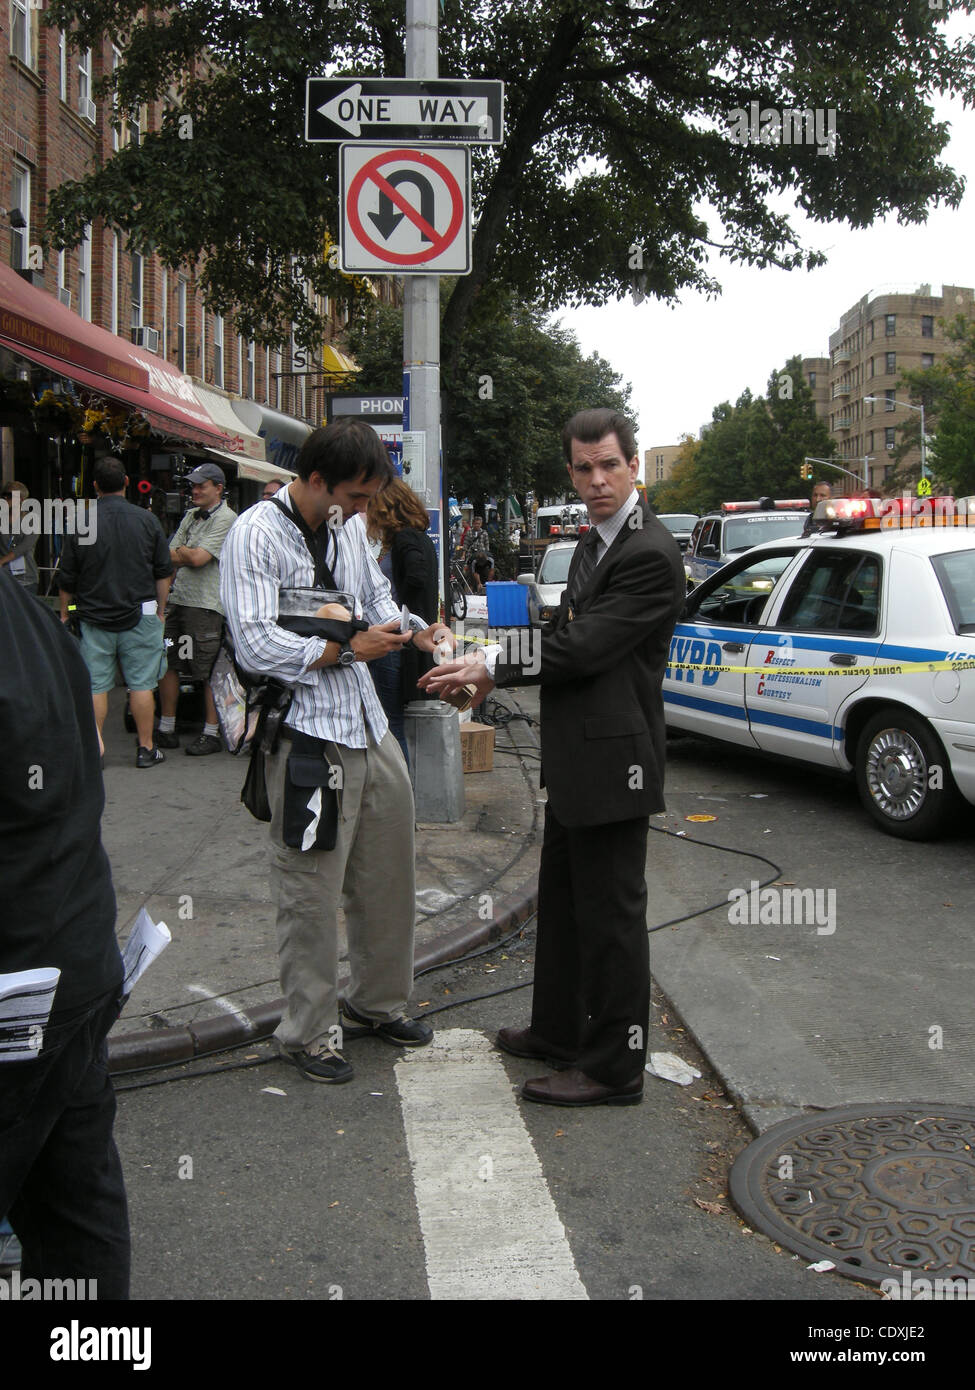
top-left (404, 0), bottom-right (443, 603)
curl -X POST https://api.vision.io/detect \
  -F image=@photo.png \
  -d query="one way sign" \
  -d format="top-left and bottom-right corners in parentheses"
top-left (306, 77), bottom-right (504, 144)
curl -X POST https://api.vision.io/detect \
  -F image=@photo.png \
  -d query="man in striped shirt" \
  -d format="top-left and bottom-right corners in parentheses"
top-left (221, 419), bottom-right (449, 1084)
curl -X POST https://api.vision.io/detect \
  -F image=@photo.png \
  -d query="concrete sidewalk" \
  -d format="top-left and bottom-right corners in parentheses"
top-left (103, 686), bottom-right (544, 1070)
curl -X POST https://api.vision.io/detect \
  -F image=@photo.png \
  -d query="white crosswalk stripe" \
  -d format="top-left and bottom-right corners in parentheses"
top-left (395, 1028), bottom-right (588, 1300)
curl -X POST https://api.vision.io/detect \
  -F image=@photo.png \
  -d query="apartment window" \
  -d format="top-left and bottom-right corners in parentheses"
top-left (161, 269), bottom-right (168, 362)
top-left (884, 390), bottom-right (895, 411)
top-left (10, 162), bottom-right (29, 269)
top-left (111, 46), bottom-right (122, 150)
top-left (869, 358), bottom-right (874, 379)
top-left (59, 31), bottom-right (68, 100)
top-left (867, 431), bottom-right (874, 453)
top-left (885, 313), bottom-right (896, 337)
top-left (11, 0), bottom-right (32, 66)
top-left (264, 346), bottom-right (271, 404)
top-left (885, 427), bottom-right (896, 450)
top-left (56, 249), bottom-right (68, 302)
top-left (110, 234), bottom-right (119, 334)
top-left (921, 352), bottom-right (934, 369)
top-left (131, 253), bottom-right (143, 333)
top-left (885, 352), bottom-right (896, 374)
top-left (78, 49), bottom-right (94, 120)
top-left (869, 320), bottom-right (875, 342)
top-left (213, 314), bottom-right (224, 387)
top-left (77, 224), bottom-right (92, 320)
top-left (921, 315), bottom-right (934, 338)
top-left (176, 279), bottom-right (187, 371)
top-left (808, 372), bottom-right (816, 389)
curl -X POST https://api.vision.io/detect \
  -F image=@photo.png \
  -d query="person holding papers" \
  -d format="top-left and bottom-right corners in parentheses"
top-left (0, 565), bottom-right (130, 1299)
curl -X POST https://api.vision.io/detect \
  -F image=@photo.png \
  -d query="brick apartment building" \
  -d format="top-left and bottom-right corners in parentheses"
top-left (1, 8), bottom-right (393, 587)
top-left (803, 285), bottom-right (975, 493)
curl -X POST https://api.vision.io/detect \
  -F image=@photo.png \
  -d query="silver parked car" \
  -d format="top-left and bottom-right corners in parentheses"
top-left (517, 541), bottom-right (576, 626)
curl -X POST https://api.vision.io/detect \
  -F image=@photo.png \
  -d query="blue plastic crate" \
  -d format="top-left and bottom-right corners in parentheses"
top-left (485, 581), bottom-right (530, 628)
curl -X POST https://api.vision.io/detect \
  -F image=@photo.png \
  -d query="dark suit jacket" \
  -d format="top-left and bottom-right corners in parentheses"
top-left (494, 499), bottom-right (685, 827)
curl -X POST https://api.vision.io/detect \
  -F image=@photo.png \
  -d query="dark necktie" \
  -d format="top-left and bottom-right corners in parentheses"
top-left (569, 527), bottom-right (601, 601)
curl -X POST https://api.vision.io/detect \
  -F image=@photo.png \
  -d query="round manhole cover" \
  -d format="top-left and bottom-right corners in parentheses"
top-left (730, 1103), bottom-right (975, 1285)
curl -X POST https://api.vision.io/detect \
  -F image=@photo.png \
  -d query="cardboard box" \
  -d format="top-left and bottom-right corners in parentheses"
top-left (460, 722), bottom-right (495, 773)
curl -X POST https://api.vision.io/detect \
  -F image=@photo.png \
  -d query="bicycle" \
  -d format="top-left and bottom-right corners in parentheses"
top-left (448, 558), bottom-right (471, 620)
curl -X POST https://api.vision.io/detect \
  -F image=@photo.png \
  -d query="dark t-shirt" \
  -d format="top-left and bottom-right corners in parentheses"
top-left (57, 494), bottom-right (173, 632)
top-left (0, 572), bottom-right (121, 1012)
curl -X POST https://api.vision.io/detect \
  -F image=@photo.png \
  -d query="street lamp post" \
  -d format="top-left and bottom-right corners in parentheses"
top-left (863, 396), bottom-right (927, 481)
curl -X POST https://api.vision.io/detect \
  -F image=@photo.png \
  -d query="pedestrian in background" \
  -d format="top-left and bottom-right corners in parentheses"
top-left (157, 463), bottom-right (236, 755)
top-left (0, 480), bottom-right (38, 593)
top-left (263, 479), bottom-right (284, 501)
top-left (57, 456), bottom-right (173, 767)
top-left (366, 478), bottom-right (439, 763)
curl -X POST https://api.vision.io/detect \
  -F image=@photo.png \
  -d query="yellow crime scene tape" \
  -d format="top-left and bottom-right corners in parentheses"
top-left (667, 658), bottom-right (975, 677)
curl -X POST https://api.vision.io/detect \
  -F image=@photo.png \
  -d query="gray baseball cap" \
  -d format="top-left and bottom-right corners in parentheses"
top-left (185, 463), bottom-right (226, 487)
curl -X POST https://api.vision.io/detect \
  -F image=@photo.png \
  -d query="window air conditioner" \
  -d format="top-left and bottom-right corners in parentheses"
top-left (132, 326), bottom-right (160, 352)
top-left (57, 288), bottom-right (72, 308)
top-left (80, 98), bottom-right (97, 123)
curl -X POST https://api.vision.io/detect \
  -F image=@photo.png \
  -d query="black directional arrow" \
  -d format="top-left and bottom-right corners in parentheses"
top-left (368, 171), bottom-right (436, 242)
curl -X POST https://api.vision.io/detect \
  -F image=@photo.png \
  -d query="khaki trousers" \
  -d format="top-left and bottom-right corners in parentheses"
top-left (266, 729), bottom-right (416, 1055)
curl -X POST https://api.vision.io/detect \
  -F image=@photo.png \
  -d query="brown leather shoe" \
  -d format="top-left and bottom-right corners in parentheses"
top-left (495, 1025), bottom-right (577, 1070)
top-left (520, 1067), bottom-right (644, 1107)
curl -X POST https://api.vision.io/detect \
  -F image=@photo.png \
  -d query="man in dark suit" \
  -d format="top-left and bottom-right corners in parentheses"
top-left (420, 408), bottom-right (684, 1106)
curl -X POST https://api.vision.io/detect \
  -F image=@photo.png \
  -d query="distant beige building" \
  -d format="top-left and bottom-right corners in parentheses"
top-left (801, 357), bottom-right (830, 422)
top-left (644, 443), bottom-right (684, 485)
top-left (823, 285), bottom-right (975, 492)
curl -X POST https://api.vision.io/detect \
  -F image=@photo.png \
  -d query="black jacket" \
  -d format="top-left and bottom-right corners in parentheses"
top-left (495, 499), bottom-right (685, 827)
top-left (390, 526), bottom-right (439, 704)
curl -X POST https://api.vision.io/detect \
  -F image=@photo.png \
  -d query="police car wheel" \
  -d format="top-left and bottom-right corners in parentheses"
top-left (855, 709), bottom-right (958, 841)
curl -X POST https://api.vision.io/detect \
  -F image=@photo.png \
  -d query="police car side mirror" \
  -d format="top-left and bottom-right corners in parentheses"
top-left (701, 543), bottom-right (718, 557)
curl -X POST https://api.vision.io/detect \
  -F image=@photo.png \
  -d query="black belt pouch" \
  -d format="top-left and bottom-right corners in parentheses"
top-left (282, 730), bottom-right (339, 851)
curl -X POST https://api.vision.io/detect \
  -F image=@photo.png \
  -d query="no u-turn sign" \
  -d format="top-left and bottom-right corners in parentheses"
top-left (339, 144), bottom-right (471, 275)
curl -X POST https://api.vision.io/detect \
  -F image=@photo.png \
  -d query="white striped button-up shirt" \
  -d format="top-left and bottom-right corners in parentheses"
top-left (220, 489), bottom-right (409, 747)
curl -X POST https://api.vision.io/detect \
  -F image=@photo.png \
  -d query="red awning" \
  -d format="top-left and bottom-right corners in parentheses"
top-left (0, 264), bottom-right (229, 450)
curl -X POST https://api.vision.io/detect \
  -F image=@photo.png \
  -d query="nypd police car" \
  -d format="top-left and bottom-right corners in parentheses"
top-left (664, 495), bottom-right (975, 839)
top-left (685, 499), bottom-right (809, 587)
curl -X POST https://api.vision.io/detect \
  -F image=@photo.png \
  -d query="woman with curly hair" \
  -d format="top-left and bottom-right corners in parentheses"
top-left (367, 478), bottom-right (439, 764)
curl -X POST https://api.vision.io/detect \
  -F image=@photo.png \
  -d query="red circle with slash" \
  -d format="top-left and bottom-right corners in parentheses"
top-left (347, 148), bottom-right (464, 266)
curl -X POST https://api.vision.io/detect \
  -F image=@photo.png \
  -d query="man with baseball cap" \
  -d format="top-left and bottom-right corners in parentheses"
top-left (157, 463), bottom-right (237, 755)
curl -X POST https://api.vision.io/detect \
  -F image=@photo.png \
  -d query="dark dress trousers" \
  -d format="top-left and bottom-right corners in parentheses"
top-left (494, 499), bottom-right (685, 1085)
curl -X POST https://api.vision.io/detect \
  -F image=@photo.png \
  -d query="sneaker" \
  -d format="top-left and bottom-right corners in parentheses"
top-left (340, 1000), bottom-right (433, 1048)
top-left (185, 734), bottom-right (222, 756)
top-left (282, 1045), bottom-right (354, 1084)
top-left (136, 745), bottom-right (165, 768)
top-left (155, 730), bottom-right (180, 749)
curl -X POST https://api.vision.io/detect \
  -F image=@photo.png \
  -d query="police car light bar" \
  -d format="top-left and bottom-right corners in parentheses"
top-left (721, 499), bottom-right (809, 512)
top-left (816, 495), bottom-right (975, 532)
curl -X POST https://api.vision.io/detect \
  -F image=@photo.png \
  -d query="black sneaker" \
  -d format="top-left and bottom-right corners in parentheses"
top-left (155, 730), bottom-right (180, 748)
top-left (283, 1047), bottom-right (354, 1084)
top-left (340, 1001), bottom-right (433, 1048)
top-left (185, 734), bottom-right (222, 756)
top-left (136, 745), bottom-right (165, 768)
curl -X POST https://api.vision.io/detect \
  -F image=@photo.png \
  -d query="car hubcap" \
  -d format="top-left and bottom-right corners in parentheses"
top-left (865, 729), bottom-right (927, 820)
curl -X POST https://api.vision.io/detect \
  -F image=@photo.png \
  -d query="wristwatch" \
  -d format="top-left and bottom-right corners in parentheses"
top-left (337, 641), bottom-right (356, 668)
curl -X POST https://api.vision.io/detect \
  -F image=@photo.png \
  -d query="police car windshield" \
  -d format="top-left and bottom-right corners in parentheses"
top-left (725, 515), bottom-right (806, 553)
top-left (538, 547), bottom-right (574, 584)
top-left (931, 550), bottom-right (975, 634)
top-left (659, 515), bottom-right (696, 532)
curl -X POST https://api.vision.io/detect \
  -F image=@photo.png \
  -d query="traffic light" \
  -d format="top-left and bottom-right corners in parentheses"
top-left (799, 463), bottom-right (812, 481)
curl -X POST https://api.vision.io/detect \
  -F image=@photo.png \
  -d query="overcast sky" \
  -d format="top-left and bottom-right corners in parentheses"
top-left (557, 71), bottom-right (975, 469)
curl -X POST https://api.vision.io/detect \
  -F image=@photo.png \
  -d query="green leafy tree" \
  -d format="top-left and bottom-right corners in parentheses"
top-left (672, 356), bottom-right (835, 511)
top-left (41, 0), bottom-right (974, 364)
top-left (346, 285), bottom-right (631, 511)
top-left (894, 316), bottom-right (975, 496)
